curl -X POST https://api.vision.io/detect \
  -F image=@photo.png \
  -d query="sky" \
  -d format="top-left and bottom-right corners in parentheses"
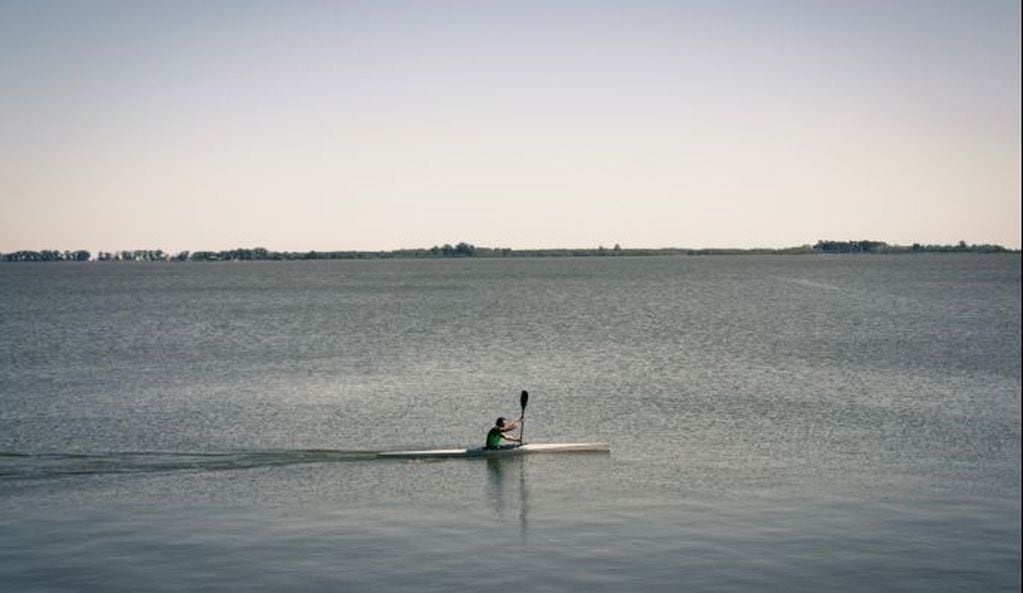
top-left (1, 0), bottom-right (1019, 253)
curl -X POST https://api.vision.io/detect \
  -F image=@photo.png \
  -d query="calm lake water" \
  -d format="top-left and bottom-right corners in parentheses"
top-left (1, 255), bottom-right (1019, 592)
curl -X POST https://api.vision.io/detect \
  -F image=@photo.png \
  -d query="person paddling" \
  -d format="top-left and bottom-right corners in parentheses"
top-left (485, 415), bottom-right (523, 450)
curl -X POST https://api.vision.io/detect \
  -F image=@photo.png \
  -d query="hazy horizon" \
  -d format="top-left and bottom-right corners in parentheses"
top-left (2, 1), bottom-right (1020, 253)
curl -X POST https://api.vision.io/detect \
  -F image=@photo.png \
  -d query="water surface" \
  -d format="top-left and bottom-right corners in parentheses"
top-left (1, 255), bottom-right (1019, 591)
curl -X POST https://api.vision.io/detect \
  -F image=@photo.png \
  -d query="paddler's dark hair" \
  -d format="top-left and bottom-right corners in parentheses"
top-left (496, 417), bottom-right (506, 427)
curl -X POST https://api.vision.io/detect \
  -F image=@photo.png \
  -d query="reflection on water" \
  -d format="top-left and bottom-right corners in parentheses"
top-left (486, 456), bottom-right (529, 538)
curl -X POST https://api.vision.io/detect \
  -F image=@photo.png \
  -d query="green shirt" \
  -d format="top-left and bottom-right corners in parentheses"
top-left (486, 427), bottom-right (503, 449)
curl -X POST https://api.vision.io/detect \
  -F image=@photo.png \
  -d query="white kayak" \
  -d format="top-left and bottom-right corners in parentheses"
top-left (378, 442), bottom-right (609, 459)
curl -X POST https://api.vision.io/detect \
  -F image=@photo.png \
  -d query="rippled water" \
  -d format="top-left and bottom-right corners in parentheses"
top-left (1, 255), bottom-right (1019, 591)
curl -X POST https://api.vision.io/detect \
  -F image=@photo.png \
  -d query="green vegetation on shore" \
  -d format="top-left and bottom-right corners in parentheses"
top-left (0, 240), bottom-right (1015, 263)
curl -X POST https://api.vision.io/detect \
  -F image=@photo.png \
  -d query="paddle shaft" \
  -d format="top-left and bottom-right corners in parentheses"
top-left (519, 390), bottom-right (529, 443)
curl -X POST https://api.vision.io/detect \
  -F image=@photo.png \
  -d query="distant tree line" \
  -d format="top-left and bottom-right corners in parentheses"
top-left (1, 240), bottom-right (1015, 263)
top-left (811, 240), bottom-right (1012, 254)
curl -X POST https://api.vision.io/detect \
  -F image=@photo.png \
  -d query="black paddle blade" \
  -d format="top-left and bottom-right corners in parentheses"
top-left (520, 390), bottom-right (529, 409)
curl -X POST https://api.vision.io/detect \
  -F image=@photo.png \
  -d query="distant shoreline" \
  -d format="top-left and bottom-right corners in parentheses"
top-left (0, 240), bottom-right (1017, 263)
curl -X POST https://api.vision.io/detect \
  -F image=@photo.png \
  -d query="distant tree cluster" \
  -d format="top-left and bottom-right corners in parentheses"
top-left (431, 242), bottom-right (477, 257)
top-left (95, 250), bottom-right (169, 262)
top-left (187, 248), bottom-right (270, 261)
top-left (0, 250), bottom-right (91, 262)
top-left (906, 240), bottom-right (1010, 254)
top-left (813, 240), bottom-right (888, 253)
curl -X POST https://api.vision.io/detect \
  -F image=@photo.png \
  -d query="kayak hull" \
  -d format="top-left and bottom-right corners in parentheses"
top-left (378, 442), bottom-right (609, 459)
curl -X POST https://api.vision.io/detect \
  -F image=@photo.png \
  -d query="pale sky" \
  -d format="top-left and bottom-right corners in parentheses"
top-left (1, 0), bottom-right (1019, 253)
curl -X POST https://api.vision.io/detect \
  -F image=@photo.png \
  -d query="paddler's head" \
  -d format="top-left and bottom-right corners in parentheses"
top-left (495, 417), bottom-right (506, 428)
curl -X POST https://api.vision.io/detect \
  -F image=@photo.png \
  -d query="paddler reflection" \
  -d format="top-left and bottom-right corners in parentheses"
top-left (485, 456), bottom-right (530, 539)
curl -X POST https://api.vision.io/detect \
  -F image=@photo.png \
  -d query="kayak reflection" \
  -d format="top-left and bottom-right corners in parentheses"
top-left (485, 456), bottom-right (529, 539)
